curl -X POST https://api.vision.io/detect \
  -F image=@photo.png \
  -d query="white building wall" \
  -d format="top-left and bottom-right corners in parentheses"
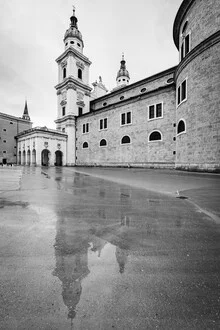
top-left (17, 131), bottom-right (67, 166)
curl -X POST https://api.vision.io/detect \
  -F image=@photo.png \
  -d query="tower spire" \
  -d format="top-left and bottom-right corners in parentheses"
top-left (116, 54), bottom-right (130, 88)
top-left (70, 5), bottom-right (78, 28)
top-left (64, 5), bottom-right (84, 51)
top-left (22, 100), bottom-right (30, 121)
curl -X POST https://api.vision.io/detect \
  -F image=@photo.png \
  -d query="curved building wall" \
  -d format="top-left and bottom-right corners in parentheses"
top-left (174, 0), bottom-right (220, 172)
top-left (174, 0), bottom-right (220, 51)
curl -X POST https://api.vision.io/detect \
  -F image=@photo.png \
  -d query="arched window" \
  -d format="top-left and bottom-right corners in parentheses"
top-left (177, 120), bottom-right (186, 134)
top-left (149, 131), bottom-right (162, 141)
top-left (78, 68), bottom-right (82, 79)
top-left (70, 41), bottom-right (74, 44)
top-left (63, 67), bottom-right (66, 79)
top-left (100, 139), bottom-right (107, 147)
top-left (83, 142), bottom-right (88, 149)
top-left (121, 135), bottom-right (131, 144)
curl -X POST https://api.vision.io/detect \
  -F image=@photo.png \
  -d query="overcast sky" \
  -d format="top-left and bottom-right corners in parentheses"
top-left (0, 0), bottom-right (182, 128)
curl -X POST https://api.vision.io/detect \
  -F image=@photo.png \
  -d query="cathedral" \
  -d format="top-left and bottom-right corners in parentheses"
top-left (1, 0), bottom-right (220, 172)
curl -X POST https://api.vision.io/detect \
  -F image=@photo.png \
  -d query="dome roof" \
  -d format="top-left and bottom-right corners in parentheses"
top-left (116, 56), bottom-right (130, 80)
top-left (64, 8), bottom-right (83, 43)
top-left (64, 26), bottom-right (83, 42)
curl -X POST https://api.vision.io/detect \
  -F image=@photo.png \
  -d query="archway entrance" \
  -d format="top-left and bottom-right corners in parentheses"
top-left (41, 149), bottom-right (50, 166)
top-left (27, 150), bottom-right (30, 165)
top-left (22, 150), bottom-right (26, 165)
top-left (32, 149), bottom-right (36, 165)
top-left (55, 150), bottom-right (63, 166)
top-left (18, 151), bottom-right (21, 165)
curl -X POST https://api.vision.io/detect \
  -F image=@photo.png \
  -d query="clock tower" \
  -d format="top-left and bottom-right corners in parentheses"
top-left (54, 7), bottom-right (92, 166)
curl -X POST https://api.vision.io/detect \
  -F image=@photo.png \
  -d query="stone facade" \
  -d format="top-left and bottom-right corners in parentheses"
top-left (76, 69), bottom-right (176, 168)
top-left (0, 112), bottom-right (32, 165)
top-left (174, 0), bottom-right (220, 172)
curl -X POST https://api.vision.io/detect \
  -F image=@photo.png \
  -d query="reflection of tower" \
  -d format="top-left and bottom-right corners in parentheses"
top-left (90, 236), bottom-right (107, 257)
top-left (115, 247), bottom-right (129, 274)
top-left (53, 216), bottom-right (90, 322)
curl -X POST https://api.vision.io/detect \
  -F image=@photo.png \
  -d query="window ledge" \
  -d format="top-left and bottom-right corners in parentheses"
top-left (148, 116), bottom-right (163, 122)
top-left (177, 98), bottom-right (187, 108)
top-left (120, 123), bottom-right (132, 127)
top-left (177, 131), bottom-right (186, 136)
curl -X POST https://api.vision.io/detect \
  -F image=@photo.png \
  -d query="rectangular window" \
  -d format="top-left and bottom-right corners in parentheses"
top-left (177, 79), bottom-right (187, 105)
top-left (181, 43), bottom-right (184, 61)
top-left (127, 112), bottom-right (131, 124)
top-left (104, 118), bottom-right (107, 129)
top-left (149, 105), bottom-right (154, 119)
top-left (83, 123), bottom-right (89, 133)
top-left (148, 103), bottom-right (163, 120)
top-left (121, 113), bottom-right (126, 125)
top-left (121, 112), bottom-right (131, 126)
top-left (78, 107), bottom-right (83, 116)
top-left (178, 87), bottom-right (181, 105)
top-left (100, 118), bottom-right (108, 130)
top-left (185, 34), bottom-right (190, 55)
top-left (180, 34), bottom-right (190, 60)
top-left (62, 107), bottom-right (65, 116)
top-left (182, 80), bottom-right (186, 100)
top-left (156, 103), bottom-right (162, 117)
top-left (100, 119), bottom-right (103, 130)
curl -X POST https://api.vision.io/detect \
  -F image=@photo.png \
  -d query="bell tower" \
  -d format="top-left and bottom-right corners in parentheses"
top-left (54, 7), bottom-right (92, 166)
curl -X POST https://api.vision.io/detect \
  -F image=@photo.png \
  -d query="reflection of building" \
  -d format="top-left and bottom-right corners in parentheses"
top-left (115, 247), bottom-right (129, 274)
top-left (90, 237), bottom-right (107, 258)
top-left (53, 218), bottom-right (90, 321)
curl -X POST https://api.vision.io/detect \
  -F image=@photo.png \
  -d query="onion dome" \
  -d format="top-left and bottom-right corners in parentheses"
top-left (116, 54), bottom-right (130, 88)
top-left (64, 7), bottom-right (83, 44)
top-left (116, 54), bottom-right (130, 80)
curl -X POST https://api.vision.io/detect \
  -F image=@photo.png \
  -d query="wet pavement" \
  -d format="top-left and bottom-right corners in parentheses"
top-left (0, 166), bottom-right (219, 329)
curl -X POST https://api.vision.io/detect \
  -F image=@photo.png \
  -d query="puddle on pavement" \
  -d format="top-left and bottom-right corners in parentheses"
top-left (52, 230), bottom-right (128, 323)
top-left (2, 168), bottom-right (219, 328)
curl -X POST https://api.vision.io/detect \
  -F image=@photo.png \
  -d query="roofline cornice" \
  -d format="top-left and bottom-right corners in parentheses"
top-left (174, 30), bottom-right (220, 80)
top-left (55, 76), bottom-right (92, 92)
top-left (54, 114), bottom-right (76, 124)
top-left (90, 66), bottom-right (177, 104)
top-left (55, 47), bottom-right (92, 65)
top-left (15, 127), bottom-right (67, 138)
top-left (0, 112), bottom-right (33, 124)
top-left (173, 0), bottom-right (195, 50)
top-left (82, 84), bottom-right (175, 118)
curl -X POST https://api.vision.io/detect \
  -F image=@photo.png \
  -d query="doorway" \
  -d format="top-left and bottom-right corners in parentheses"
top-left (41, 149), bottom-right (50, 166)
top-left (55, 150), bottom-right (63, 166)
